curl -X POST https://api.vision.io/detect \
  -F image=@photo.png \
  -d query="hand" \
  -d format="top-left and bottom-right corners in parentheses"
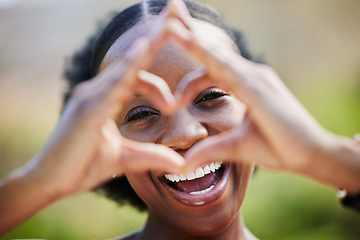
top-left (0, 5), bottom-right (193, 235)
top-left (26, 24), bottom-right (186, 198)
top-left (164, 0), bottom-right (360, 196)
top-left (163, 2), bottom-right (330, 174)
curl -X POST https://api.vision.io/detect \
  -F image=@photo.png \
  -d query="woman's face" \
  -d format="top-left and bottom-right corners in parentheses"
top-left (100, 17), bottom-right (254, 235)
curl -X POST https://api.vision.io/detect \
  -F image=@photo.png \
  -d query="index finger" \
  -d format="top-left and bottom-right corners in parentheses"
top-left (175, 68), bottom-right (232, 110)
top-left (164, 18), bottom-right (253, 101)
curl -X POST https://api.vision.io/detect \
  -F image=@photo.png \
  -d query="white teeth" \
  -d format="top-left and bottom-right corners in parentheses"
top-left (165, 174), bottom-right (174, 182)
top-left (189, 185), bottom-right (215, 195)
top-left (179, 174), bottom-right (187, 181)
top-left (195, 167), bottom-right (205, 178)
top-left (204, 165), bottom-right (211, 174)
top-left (186, 172), bottom-right (196, 181)
top-left (174, 175), bottom-right (180, 182)
top-left (164, 161), bottom-right (223, 183)
top-left (210, 163), bottom-right (215, 172)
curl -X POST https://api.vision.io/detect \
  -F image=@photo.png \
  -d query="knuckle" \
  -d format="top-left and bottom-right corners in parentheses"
top-left (260, 64), bottom-right (276, 76)
top-left (121, 54), bottom-right (133, 66)
top-left (71, 82), bottom-right (90, 100)
top-left (256, 64), bottom-right (277, 80)
top-left (71, 84), bottom-right (84, 99)
top-left (69, 84), bottom-right (95, 117)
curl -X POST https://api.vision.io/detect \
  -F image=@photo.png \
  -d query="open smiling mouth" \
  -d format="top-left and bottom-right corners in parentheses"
top-left (159, 162), bottom-right (230, 206)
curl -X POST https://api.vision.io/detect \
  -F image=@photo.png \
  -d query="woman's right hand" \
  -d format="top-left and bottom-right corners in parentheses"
top-left (1, 7), bottom-right (188, 235)
top-left (24, 28), bottom-right (185, 199)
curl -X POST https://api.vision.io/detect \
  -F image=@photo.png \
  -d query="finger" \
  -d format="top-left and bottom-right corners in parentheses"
top-left (175, 68), bottom-right (216, 109)
top-left (120, 138), bottom-right (186, 173)
top-left (136, 70), bottom-right (177, 115)
top-left (67, 36), bottom-right (169, 127)
top-left (66, 18), bottom-right (181, 125)
top-left (89, 35), bottom-right (169, 117)
top-left (185, 131), bottom-right (241, 173)
top-left (139, 1), bottom-right (191, 51)
top-left (232, 119), bottom-right (281, 169)
top-left (95, 17), bottom-right (188, 107)
top-left (185, 115), bottom-right (279, 172)
top-left (184, 115), bottom-right (251, 172)
top-left (68, 38), bottom-right (151, 125)
top-left (165, 19), bottom-right (244, 93)
top-left (96, 38), bottom-right (153, 105)
top-left (164, 0), bottom-right (192, 30)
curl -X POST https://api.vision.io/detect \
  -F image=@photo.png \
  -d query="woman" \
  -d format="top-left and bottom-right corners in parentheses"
top-left (0, 0), bottom-right (359, 239)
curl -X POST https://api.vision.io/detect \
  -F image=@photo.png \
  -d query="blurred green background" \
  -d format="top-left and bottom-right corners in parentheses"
top-left (1, 0), bottom-right (359, 239)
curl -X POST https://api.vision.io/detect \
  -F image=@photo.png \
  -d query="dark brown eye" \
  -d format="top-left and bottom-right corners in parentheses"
top-left (125, 106), bottom-right (159, 123)
top-left (194, 88), bottom-right (230, 105)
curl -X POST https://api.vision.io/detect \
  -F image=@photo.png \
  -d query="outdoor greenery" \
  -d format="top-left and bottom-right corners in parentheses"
top-left (1, 0), bottom-right (359, 239)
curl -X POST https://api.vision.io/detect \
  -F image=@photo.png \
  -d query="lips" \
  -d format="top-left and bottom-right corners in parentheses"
top-left (159, 162), bottom-right (230, 206)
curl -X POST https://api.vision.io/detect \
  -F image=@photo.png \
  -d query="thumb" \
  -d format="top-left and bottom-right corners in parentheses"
top-left (120, 138), bottom-right (186, 174)
top-left (184, 118), bottom-right (250, 173)
top-left (185, 115), bottom-right (279, 172)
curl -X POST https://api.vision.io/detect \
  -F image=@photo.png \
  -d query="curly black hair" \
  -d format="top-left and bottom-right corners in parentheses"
top-left (63, 0), bottom-right (259, 212)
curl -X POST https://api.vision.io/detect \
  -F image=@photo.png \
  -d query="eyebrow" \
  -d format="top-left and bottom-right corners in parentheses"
top-left (133, 93), bottom-right (146, 99)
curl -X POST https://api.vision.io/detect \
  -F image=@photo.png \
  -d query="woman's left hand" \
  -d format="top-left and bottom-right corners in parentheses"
top-left (164, 0), bottom-right (331, 175)
top-left (164, 1), bottom-right (360, 196)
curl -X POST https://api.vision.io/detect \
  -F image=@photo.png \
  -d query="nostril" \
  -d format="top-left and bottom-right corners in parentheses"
top-left (158, 112), bottom-right (208, 150)
top-left (175, 149), bottom-right (187, 157)
top-left (172, 139), bottom-right (203, 156)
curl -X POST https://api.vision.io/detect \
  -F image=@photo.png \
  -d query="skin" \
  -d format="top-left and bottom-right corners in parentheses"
top-left (100, 16), bottom-right (255, 240)
top-left (0, 0), bottom-right (359, 238)
top-left (164, 4), bottom-right (360, 194)
top-left (0, 8), bottom-right (187, 236)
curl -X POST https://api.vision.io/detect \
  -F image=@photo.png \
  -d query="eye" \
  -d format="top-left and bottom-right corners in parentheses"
top-left (194, 88), bottom-right (230, 106)
top-left (124, 106), bottom-right (159, 123)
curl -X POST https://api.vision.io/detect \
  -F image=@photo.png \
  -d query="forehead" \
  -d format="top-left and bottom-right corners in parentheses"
top-left (100, 17), bottom-right (236, 90)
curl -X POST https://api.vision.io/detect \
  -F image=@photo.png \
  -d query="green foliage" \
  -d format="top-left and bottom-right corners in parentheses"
top-left (242, 170), bottom-right (360, 240)
top-left (3, 194), bottom-right (147, 240)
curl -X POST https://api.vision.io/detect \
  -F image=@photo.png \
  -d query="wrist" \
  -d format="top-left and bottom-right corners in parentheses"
top-left (287, 128), bottom-right (332, 176)
top-left (22, 156), bottom-right (72, 203)
top-left (0, 160), bottom-right (67, 235)
top-left (304, 132), bottom-right (360, 193)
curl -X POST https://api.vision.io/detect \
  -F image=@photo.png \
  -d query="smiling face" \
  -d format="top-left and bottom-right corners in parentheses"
top-left (100, 17), bottom-right (255, 236)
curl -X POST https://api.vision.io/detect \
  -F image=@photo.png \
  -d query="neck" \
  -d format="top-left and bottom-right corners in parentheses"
top-left (135, 210), bottom-right (257, 240)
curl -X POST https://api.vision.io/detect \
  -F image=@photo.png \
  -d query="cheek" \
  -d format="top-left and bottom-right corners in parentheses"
top-left (198, 99), bottom-right (246, 133)
top-left (126, 172), bottom-right (159, 205)
top-left (120, 122), bottom-right (164, 143)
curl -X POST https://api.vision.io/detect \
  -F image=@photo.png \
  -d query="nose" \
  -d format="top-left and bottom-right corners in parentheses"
top-left (160, 110), bottom-right (208, 151)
